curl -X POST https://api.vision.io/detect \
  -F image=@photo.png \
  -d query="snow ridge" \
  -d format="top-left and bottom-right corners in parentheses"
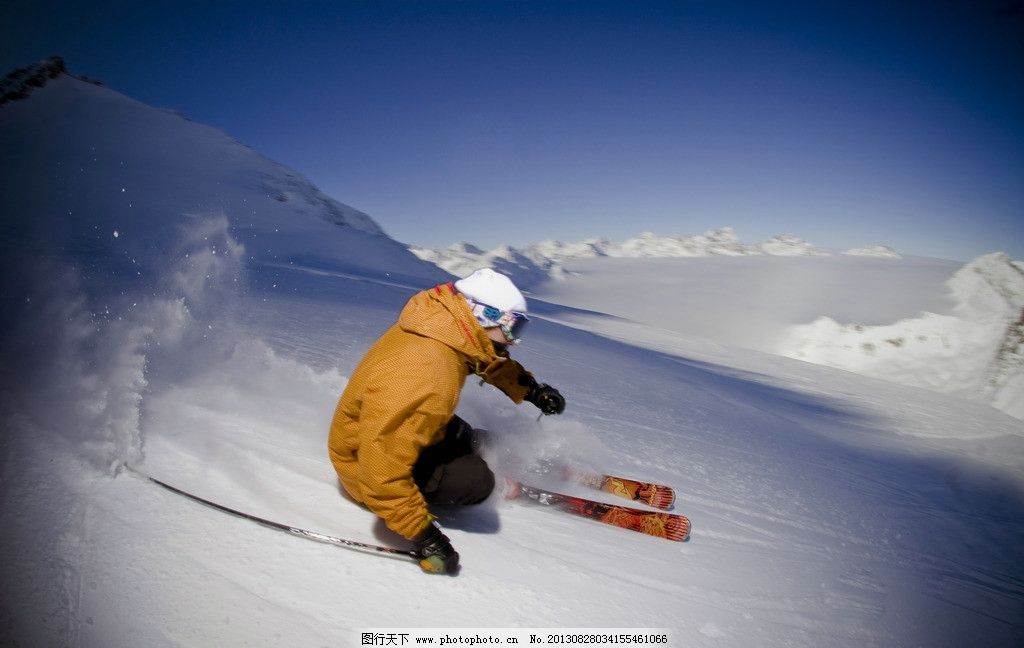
top-left (843, 245), bottom-right (902, 259)
top-left (1, 56), bottom-right (68, 105)
top-left (411, 227), bottom-right (847, 287)
top-left (0, 73), bottom-right (444, 284)
top-left (257, 171), bottom-right (384, 236)
top-left (781, 252), bottom-right (1024, 418)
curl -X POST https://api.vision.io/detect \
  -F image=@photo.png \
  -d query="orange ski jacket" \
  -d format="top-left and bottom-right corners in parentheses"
top-left (328, 282), bottom-right (533, 539)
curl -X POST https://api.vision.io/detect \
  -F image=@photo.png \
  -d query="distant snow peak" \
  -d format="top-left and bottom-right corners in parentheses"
top-left (760, 234), bottom-right (828, 257)
top-left (615, 227), bottom-right (763, 257)
top-left (408, 241), bottom-right (554, 288)
top-left (531, 238), bottom-right (608, 261)
top-left (844, 245), bottom-right (902, 259)
top-left (410, 227), bottom-right (835, 288)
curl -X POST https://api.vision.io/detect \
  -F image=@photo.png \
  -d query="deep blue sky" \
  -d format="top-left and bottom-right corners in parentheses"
top-left (3, 1), bottom-right (1023, 261)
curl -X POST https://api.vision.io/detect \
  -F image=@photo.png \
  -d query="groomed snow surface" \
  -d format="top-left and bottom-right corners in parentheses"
top-left (2, 74), bottom-right (1023, 647)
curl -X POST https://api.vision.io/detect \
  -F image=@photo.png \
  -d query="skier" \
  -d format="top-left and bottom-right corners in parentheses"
top-left (328, 268), bottom-right (565, 574)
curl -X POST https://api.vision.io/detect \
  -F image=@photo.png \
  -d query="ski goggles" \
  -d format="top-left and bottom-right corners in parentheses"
top-left (474, 302), bottom-right (530, 344)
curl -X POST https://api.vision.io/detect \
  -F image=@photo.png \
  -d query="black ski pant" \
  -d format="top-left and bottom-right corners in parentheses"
top-left (412, 415), bottom-right (495, 505)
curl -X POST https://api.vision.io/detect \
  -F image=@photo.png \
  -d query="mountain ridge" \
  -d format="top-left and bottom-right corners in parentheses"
top-left (410, 227), bottom-right (903, 288)
top-left (0, 70), bottom-right (448, 289)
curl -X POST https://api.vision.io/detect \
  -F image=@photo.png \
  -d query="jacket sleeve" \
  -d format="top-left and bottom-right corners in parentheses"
top-left (474, 356), bottom-right (534, 403)
top-left (356, 349), bottom-right (460, 539)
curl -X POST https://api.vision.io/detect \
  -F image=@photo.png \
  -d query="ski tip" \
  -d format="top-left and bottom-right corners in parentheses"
top-left (666, 515), bottom-right (691, 542)
top-left (652, 488), bottom-right (676, 511)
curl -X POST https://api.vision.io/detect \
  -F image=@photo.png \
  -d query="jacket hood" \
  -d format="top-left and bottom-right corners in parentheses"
top-left (398, 283), bottom-right (497, 363)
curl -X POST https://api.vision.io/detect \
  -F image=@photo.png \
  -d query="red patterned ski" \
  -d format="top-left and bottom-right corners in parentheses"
top-left (507, 481), bottom-right (690, 542)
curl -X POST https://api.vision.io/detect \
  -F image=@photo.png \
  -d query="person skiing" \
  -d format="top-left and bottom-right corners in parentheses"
top-left (328, 268), bottom-right (565, 575)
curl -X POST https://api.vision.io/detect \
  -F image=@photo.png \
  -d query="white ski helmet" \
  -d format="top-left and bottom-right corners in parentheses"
top-left (454, 268), bottom-right (530, 342)
top-left (454, 268), bottom-right (527, 313)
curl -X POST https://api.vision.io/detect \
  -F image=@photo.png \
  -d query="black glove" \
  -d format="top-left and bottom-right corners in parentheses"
top-left (526, 383), bottom-right (565, 415)
top-left (412, 521), bottom-right (460, 574)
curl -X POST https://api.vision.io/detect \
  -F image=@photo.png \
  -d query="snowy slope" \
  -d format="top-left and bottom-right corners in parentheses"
top-left (0, 70), bottom-right (449, 290)
top-left (2, 71), bottom-right (1024, 648)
